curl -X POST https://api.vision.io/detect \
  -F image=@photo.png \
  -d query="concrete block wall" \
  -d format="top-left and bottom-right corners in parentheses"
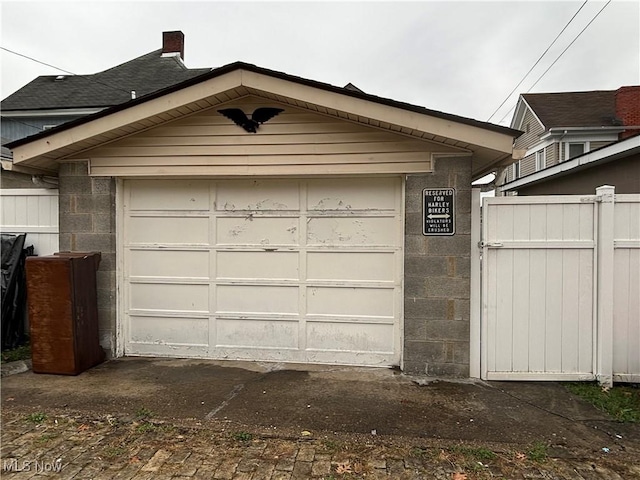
top-left (59, 162), bottom-right (116, 355)
top-left (403, 156), bottom-right (471, 377)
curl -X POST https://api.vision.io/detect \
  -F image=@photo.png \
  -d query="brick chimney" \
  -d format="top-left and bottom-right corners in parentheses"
top-left (162, 31), bottom-right (185, 60)
top-left (615, 86), bottom-right (640, 139)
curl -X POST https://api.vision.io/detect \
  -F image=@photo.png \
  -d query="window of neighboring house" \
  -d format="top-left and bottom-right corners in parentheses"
top-left (566, 142), bottom-right (586, 160)
top-left (535, 149), bottom-right (546, 171)
top-left (512, 160), bottom-right (521, 179)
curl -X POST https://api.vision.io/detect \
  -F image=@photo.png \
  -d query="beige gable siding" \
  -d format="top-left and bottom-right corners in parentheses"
top-left (72, 96), bottom-right (466, 177)
top-left (513, 107), bottom-right (544, 150)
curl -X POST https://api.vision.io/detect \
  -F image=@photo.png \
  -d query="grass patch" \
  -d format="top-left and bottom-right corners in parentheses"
top-left (565, 382), bottom-right (640, 422)
top-left (1, 344), bottom-right (31, 363)
top-left (35, 433), bottom-right (58, 444)
top-left (25, 412), bottom-right (47, 424)
top-left (410, 446), bottom-right (428, 457)
top-left (231, 431), bottom-right (253, 442)
top-left (135, 407), bottom-right (153, 420)
top-left (103, 446), bottom-right (126, 458)
top-left (526, 441), bottom-right (548, 462)
top-left (437, 444), bottom-right (499, 475)
top-left (320, 439), bottom-right (343, 453)
top-left (136, 421), bottom-right (157, 433)
top-left (157, 423), bottom-right (176, 433)
top-left (449, 445), bottom-right (497, 462)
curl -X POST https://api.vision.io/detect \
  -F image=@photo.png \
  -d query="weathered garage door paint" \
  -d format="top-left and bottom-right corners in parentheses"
top-left (122, 177), bottom-right (403, 366)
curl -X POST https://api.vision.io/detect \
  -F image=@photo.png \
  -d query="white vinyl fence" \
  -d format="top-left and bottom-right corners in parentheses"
top-left (612, 195), bottom-right (640, 383)
top-left (0, 189), bottom-right (59, 256)
top-left (472, 186), bottom-right (639, 386)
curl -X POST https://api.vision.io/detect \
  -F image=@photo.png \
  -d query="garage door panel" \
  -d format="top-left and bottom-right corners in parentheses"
top-left (128, 180), bottom-right (211, 211)
top-left (217, 251), bottom-right (298, 279)
top-left (216, 217), bottom-right (299, 245)
top-left (307, 217), bottom-right (396, 246)
top-left (306, 322), bottom-right (394, 353)
top-left (130, 283), bottom-right (209, 312)
top-left (124, 178), bottom-right (402, 366)
top-left (307, 252), bottom-right (394, 281)
top-left (129, 217), bottom-right (209, 245)
top-left (307, 287), bottom-right (394, 317)
top-left (130, 316), bottom-right (208, 345)
top-left (130, 250), bottom-right (210, 278)
top-left (308, 177), bottom-right (397, 211)
top-left (216, 180), bottom-right (300, 211)
top-left (216, 319), bottom-right (299, 348)
top-left (216, 285), bottom-right (299, 314)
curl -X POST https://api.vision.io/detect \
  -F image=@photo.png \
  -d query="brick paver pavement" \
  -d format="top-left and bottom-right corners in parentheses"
top-left (1, 409), bottom-right (637, 479)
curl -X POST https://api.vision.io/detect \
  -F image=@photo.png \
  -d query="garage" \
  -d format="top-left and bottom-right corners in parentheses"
top-left (123, 177), bottom-right (403, 366)
top-left (7, 62), bottom-right (519, 376)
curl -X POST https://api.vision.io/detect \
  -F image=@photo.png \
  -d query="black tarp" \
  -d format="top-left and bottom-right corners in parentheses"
top-left (1, 234), bottom-right (33, 350)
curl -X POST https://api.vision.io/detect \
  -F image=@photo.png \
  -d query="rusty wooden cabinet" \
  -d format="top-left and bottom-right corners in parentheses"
top-left (26, 252), bottom-right (105, 375)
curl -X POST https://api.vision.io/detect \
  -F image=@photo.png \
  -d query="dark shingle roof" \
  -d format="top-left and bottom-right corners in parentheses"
top-left (522, 90), bottom-right (621, 128)
top-left (1, 49), bottom-right (210, 111)
top-left (7, 61), bottom-right (521, 151)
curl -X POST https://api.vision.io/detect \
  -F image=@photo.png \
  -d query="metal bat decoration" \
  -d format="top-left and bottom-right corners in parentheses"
top-left (218, 107), bottom-right (284, 133)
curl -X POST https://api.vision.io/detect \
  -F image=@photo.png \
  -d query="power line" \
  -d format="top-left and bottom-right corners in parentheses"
top-left (525, 1), bottom-right (612, 94)
top-left (1, 46), bottom-right (132, 95)
top-left (486, 0), bottom-right (589, 122)
top-left (496, 105), bottom-right (517, 127)
top-left (496, 0), bottom-right (612, 125)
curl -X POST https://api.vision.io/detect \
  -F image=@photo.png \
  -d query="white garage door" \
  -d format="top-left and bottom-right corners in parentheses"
top-left (122, 178), bottom-right (403, 366)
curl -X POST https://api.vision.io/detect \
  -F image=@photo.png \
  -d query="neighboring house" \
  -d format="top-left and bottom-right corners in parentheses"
top-left (1, 31), bottom-right (210, 187)
top-left (501, 134), bottom-right (640, 195)
top-left (498, 86), bottom-right (640, 194)
top-left (7, 59), bottom-right (521, 377)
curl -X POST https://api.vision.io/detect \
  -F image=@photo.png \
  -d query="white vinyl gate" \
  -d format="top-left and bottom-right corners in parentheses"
top-left (120, 178), bottom-right (403, 366)
top-left (0, 189), bottom-right (59, 256)
top-left (476, 186), bottom-right (640, 385)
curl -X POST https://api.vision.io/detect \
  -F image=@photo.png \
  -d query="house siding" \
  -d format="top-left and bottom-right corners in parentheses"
top-left (59, 161), bottom-right (116, 354)
top-left (1, 170), bottom-right (35, 188)
top-left (591, 141), bottom-right (614, 152)
top-left (1, 115), bottom-right (86, 142)
top-left (513, 108), bottom-right (544, 151)
top-left (520, 153), bottom-right (536, 177)
top-left (76, 96), bottom-right (466, 177)
top-left (403, 156), bottom-right (471, 377)
top-left (515, 154), bottom-right (640, 195)
top-left (546, 144), bottom-right (558, 166)
top-left (505, 164), bottom-right (514, 182)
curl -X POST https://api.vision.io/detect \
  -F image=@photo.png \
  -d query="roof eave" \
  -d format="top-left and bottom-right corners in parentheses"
top-left (539, 126), bottom-right (626, 140)
top-left (501, 135), bottom-right (640, 192)
top-left (8, 63), bottom-right (521, 175)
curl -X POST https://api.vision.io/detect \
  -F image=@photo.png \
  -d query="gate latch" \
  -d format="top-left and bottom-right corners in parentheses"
top-left (479, 241), bottom-right (503, 248)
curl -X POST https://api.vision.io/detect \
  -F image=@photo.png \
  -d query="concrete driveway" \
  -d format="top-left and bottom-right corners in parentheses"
top-left (2, 357), bottom-right (637, 454)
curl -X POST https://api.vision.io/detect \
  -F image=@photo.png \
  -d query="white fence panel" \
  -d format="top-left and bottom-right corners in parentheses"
top-left (481, 196), bottom-right (597, 381)
top-left (613, 195), bottom-right (640, 382)
top-left (0, 189), bottom-right (59, 256)
top-left (477, 189), bottom-right (640, 384)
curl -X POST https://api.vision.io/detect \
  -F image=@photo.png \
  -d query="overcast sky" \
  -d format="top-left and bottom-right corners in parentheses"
top-left (1, 0), bottom-right (638, 126)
